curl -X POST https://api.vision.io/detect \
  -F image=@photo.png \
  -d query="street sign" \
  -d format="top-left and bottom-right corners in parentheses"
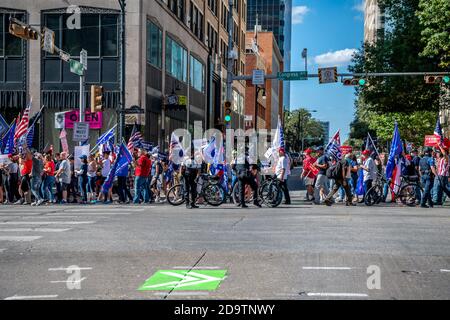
top-left (318, 67), bottom-right (338, 84)
top-left (178, 95), bottom-right (187, 106)
top-left (80, 49), bottom-right (87, 70)
top-left (72, 122), bottom-right (89, 142)
top-left (59, 51), bottom-right (70, 62)
top-left (252, 69), bottom-right (265, 86)
top-left (138, 270), bottom-right (227, 291)
top-left (42, 28), bottom-right (55, 54)
top-left (278, 71), bottom-right (308, 81)
top-left (70, 59), bottom-right (84, 76)
top-left (244, 115), bottom-right (253, 121)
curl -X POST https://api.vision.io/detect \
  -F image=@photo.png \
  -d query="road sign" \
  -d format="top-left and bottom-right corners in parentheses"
top-left (72, 122), bottom-right (89, 142)
top-left (80, 49), bottom-right (87, 70)
top-left (70, 59), bottom-right (84, 76)
top-left (318, 67), bottom-right (338, 84)
top-left (178, 95), bottom-right (187, 106)
top-left (252, 69), bottom-right (265, 86)
top-left (42, 28), bottom-right (55, 54)
top-left (59, 51), bottom-right (70, 62)
top-left (138, 270), bottom-right (227, 291)
top-left (278, 71), bottom-right (308, 81)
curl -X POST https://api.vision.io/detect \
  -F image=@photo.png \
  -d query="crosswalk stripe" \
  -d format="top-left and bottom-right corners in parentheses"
top-left (0, 228), bottom-right (71, 233)
top-left (0, 248), bottom-right (6, 253)
top-left (0, 221), bottom-right (95, 225)
top-left (47, 211), bottom-right (136, 215)
top-left (0, 236), bottom-right (42, 242)
top-left (5, 295), bottom-right (58, 300)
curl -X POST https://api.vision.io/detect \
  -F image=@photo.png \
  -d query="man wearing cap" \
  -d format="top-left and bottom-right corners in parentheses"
top-left (133, 148), bottom-right (151, 204)
top-left (17, 151), bottom-right (33, 205)
top-left (30, 152), bottom-right (44, 206)
top-left (432, 145), bottom-right (450, 206)
top-left (55, 152), bottom-right (71, 204)
top-left (324, 155), bottom-right (354, 206)
top-left (313, 147), bottom-right (330, 205)
top-left (419, 147), bottom-right (437, 208)
top-left (275, 148), bottom-right (291, 205)
top-left (301, 148), bottom-right (317, 201)
top-left (361, 149), bottom-right (377, 200)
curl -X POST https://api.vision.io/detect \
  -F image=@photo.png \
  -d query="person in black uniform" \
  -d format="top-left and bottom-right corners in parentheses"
top-left (181, 149), bottom-right (201, 209)
top-left (419, 147), bottom-right (437, 208)
top-left (233, 150), bottom-right (261, 208)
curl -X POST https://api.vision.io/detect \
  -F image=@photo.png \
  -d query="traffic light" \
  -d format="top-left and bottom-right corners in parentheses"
top-left (224, 101), bottom-right (232, 123)
top-left (91, 85), bottom-right (103, 112)
top-left (9, 20), bottom-right (39, 40)
top-left (424, 75), bottom-right (450, 85)
top-left (342, 78), bottom-right (367, 86)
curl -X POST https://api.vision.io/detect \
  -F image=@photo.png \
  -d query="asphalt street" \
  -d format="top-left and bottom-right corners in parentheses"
top-left (0, 168), bottom-right (449, 300)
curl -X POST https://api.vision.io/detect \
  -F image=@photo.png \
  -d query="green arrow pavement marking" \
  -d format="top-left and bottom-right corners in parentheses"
top-left (138, 270), bottom-right (227, 291)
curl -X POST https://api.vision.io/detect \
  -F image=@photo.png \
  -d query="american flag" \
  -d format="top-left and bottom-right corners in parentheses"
top-left (14, 99), bottom-right (32, 143)
top-left (434, 118), bottom-right (444, 146)
top-left (127, 123), bottom-right (143, 152)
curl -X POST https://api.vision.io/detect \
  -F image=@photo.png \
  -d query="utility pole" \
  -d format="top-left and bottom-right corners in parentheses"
top-left (226, 0), bottom-right (235, 129)
top-left (118, 0), bottom-right (126, 142)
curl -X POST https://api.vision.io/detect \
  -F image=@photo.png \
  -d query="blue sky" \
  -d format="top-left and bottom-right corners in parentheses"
top-left (289, 0), bottom-right (365, 141)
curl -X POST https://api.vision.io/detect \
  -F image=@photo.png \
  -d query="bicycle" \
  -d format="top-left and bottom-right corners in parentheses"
top-left (364, 172), bottom-right (423, 207)
top-left (167, 174), bottom-right (226, 207)
top-left (258, 175), bottom-right (283, 208)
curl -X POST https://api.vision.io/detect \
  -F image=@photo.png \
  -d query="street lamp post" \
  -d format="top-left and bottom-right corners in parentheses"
top-left (118, 0), bottom-right (126, 142)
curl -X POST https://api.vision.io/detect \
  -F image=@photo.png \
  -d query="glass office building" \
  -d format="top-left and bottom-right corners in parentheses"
top-left (247, 0), bottom-right (292, 111)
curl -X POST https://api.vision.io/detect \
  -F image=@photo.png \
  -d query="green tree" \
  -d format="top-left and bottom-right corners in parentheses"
top-left (417, 0), bottom-right (450, 68)
top-left (284, 109), bottom-right (324, 152)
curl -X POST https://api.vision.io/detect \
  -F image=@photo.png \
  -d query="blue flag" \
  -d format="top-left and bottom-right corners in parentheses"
top-left (26, 124), bottom-right (35, 148)
top-left (3, 122), bottom-right (16, 154)
top-left (102, 142), bottom-right (132, 194)
top-left (385, 123), bottom-right (403, 180)
top-left (356, 168), bottom-right (365, 196)
top-left (0, 114), bottom-right (9, 138)
top-left (97, 126), bottom-right (116, 146)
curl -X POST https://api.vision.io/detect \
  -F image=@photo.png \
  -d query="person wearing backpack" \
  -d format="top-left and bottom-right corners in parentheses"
top-left (324, 156), bottom-right (354, 206)
top-left (313, 147), bottom-right (330, 205)
top-left (419, 147), bottom-right (437, 208)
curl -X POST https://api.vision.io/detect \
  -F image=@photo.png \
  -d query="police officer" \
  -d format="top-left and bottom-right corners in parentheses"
top-left (419, 147), bottom-right (437, 208)
top-left (181, 149), bottom-right (201, 209)
top-left (233, 149), bottom-right (261, 208)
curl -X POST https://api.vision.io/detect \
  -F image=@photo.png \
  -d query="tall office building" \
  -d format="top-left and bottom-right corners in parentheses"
top-left (247, 0), bottom-right (292, 111)
top-left (364, 0), bottom-right (385, 44)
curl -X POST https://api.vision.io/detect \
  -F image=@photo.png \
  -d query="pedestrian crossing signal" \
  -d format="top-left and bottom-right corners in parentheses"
top-left (224, 101), bottom-right (232, 123)
top-left (91, 85), bottom-right (103, 112)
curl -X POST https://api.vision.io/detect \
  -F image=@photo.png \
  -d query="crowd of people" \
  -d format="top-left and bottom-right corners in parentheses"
top-left (0, 142), bottom-right (448, 209)
top-left (301, 144), bottom-right (450, 209)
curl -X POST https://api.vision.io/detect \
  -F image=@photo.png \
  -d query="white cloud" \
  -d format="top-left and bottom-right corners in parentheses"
top-left (353, 0), bottom-right (365, 13)
top-left (314, 49), bottom-right (358, 66)
top-left (292, 6), bottom-right (309, 24)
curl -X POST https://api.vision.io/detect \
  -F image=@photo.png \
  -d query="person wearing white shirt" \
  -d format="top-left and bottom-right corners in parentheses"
top-left (275, 148), bottom-right (291, 205)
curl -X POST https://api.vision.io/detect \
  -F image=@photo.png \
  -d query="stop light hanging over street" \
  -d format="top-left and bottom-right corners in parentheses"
top-left (91, 85), bottom-right (103, 112)
top-left (342, 78), bottom-right (367, 86)
top-left (9, 19), bottom-right (39, 40)
top-left (424, 75), bottom-right (450, 85)
top-left (224, 101), bottom-right (232, 123)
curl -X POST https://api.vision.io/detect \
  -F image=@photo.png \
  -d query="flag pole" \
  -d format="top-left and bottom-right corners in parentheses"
top-left (368, 132), bottom-right (381, 158)
top-left (90, 124), bottom-right (118, 154)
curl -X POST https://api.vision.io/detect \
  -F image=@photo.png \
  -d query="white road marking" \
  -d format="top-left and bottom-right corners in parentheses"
top-left (0, 228), bottom-right (71, 233)
top-left (47, 211), bottom-right (135, 215)
top-left (0, 248), bottom-right (6, 253)
top-left (152, 292), bottom-right (210, 296)
top-left (302, 267), bottom-right (353, 270)
top-left (0, 221), bottom-right (95, 225)
top-left (50, 277), bottom-right (86, 284)
top-left (5, 295), bottom-right (58, 300)
top-left (440, 269), bottom-right (450, 273)
top-left (63, 208), bottom-right (145, 212)
top-left (173, 266), bottom-right (221, 270)
top-left (306, 293), bottom-right (368, 298)
top-left (0, 236), bottom-right (42, 242)
top-left (49, 267), bottom-right (92, 271)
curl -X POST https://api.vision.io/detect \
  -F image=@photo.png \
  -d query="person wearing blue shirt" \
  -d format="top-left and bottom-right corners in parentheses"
top-left (419, 147), bottom-right (437, 208)
top-left (116, 162), bottom-right (130, 204)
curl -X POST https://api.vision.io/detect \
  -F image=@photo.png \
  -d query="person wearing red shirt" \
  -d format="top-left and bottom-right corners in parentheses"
top-left (133, 149), bottom-right (151, 204)
top-left (301, 148), bottom-right (318, 201)
top-left (17, 151), bottom-right (33, 205)
top-left (42, 154), bottom-right (56, 203)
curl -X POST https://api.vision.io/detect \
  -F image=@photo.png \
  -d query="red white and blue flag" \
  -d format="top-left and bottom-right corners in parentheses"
top-left (325, 130), bottom-right (342, 160)
top-left (127, 123), bottom-right (144, 152)
top-left (14, 99), bottom-right (32, 143)
top-left (434, 118), bottom-right (444, 147)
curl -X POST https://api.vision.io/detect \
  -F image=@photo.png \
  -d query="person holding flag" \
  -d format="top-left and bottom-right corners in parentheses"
top-left (419, 147), bottom-right (437, 208)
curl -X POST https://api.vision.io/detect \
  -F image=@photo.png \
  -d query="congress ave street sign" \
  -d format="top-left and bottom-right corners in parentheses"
top-left (70, 59), bottom-right (84, 76)
top-left (138, 270), bottom-right (227, 291)
top-left (278, 71), bottom-right (308, 81)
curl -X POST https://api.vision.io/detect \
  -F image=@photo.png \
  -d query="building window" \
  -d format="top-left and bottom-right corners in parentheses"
top-left (190, 55), bottom-right (204, 93)
top-left (147, 20), bottom-right (162, 68)
top-left (101, 15), bottom-right (118, 56)
top-left (208, 0), bottom-right (218, 16)
top-left (0, 13), bottom-right (24, 57)
top-left (167, 0), bottom-right (185, 22)
top-left (189, 2), bottom-right (204, 41)
top-left (166, 36), bottom-right (187, 82)
top-left (207, 22), bottom-right (218, 53)
top-left (62, 14), bottom-right (100, 56)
